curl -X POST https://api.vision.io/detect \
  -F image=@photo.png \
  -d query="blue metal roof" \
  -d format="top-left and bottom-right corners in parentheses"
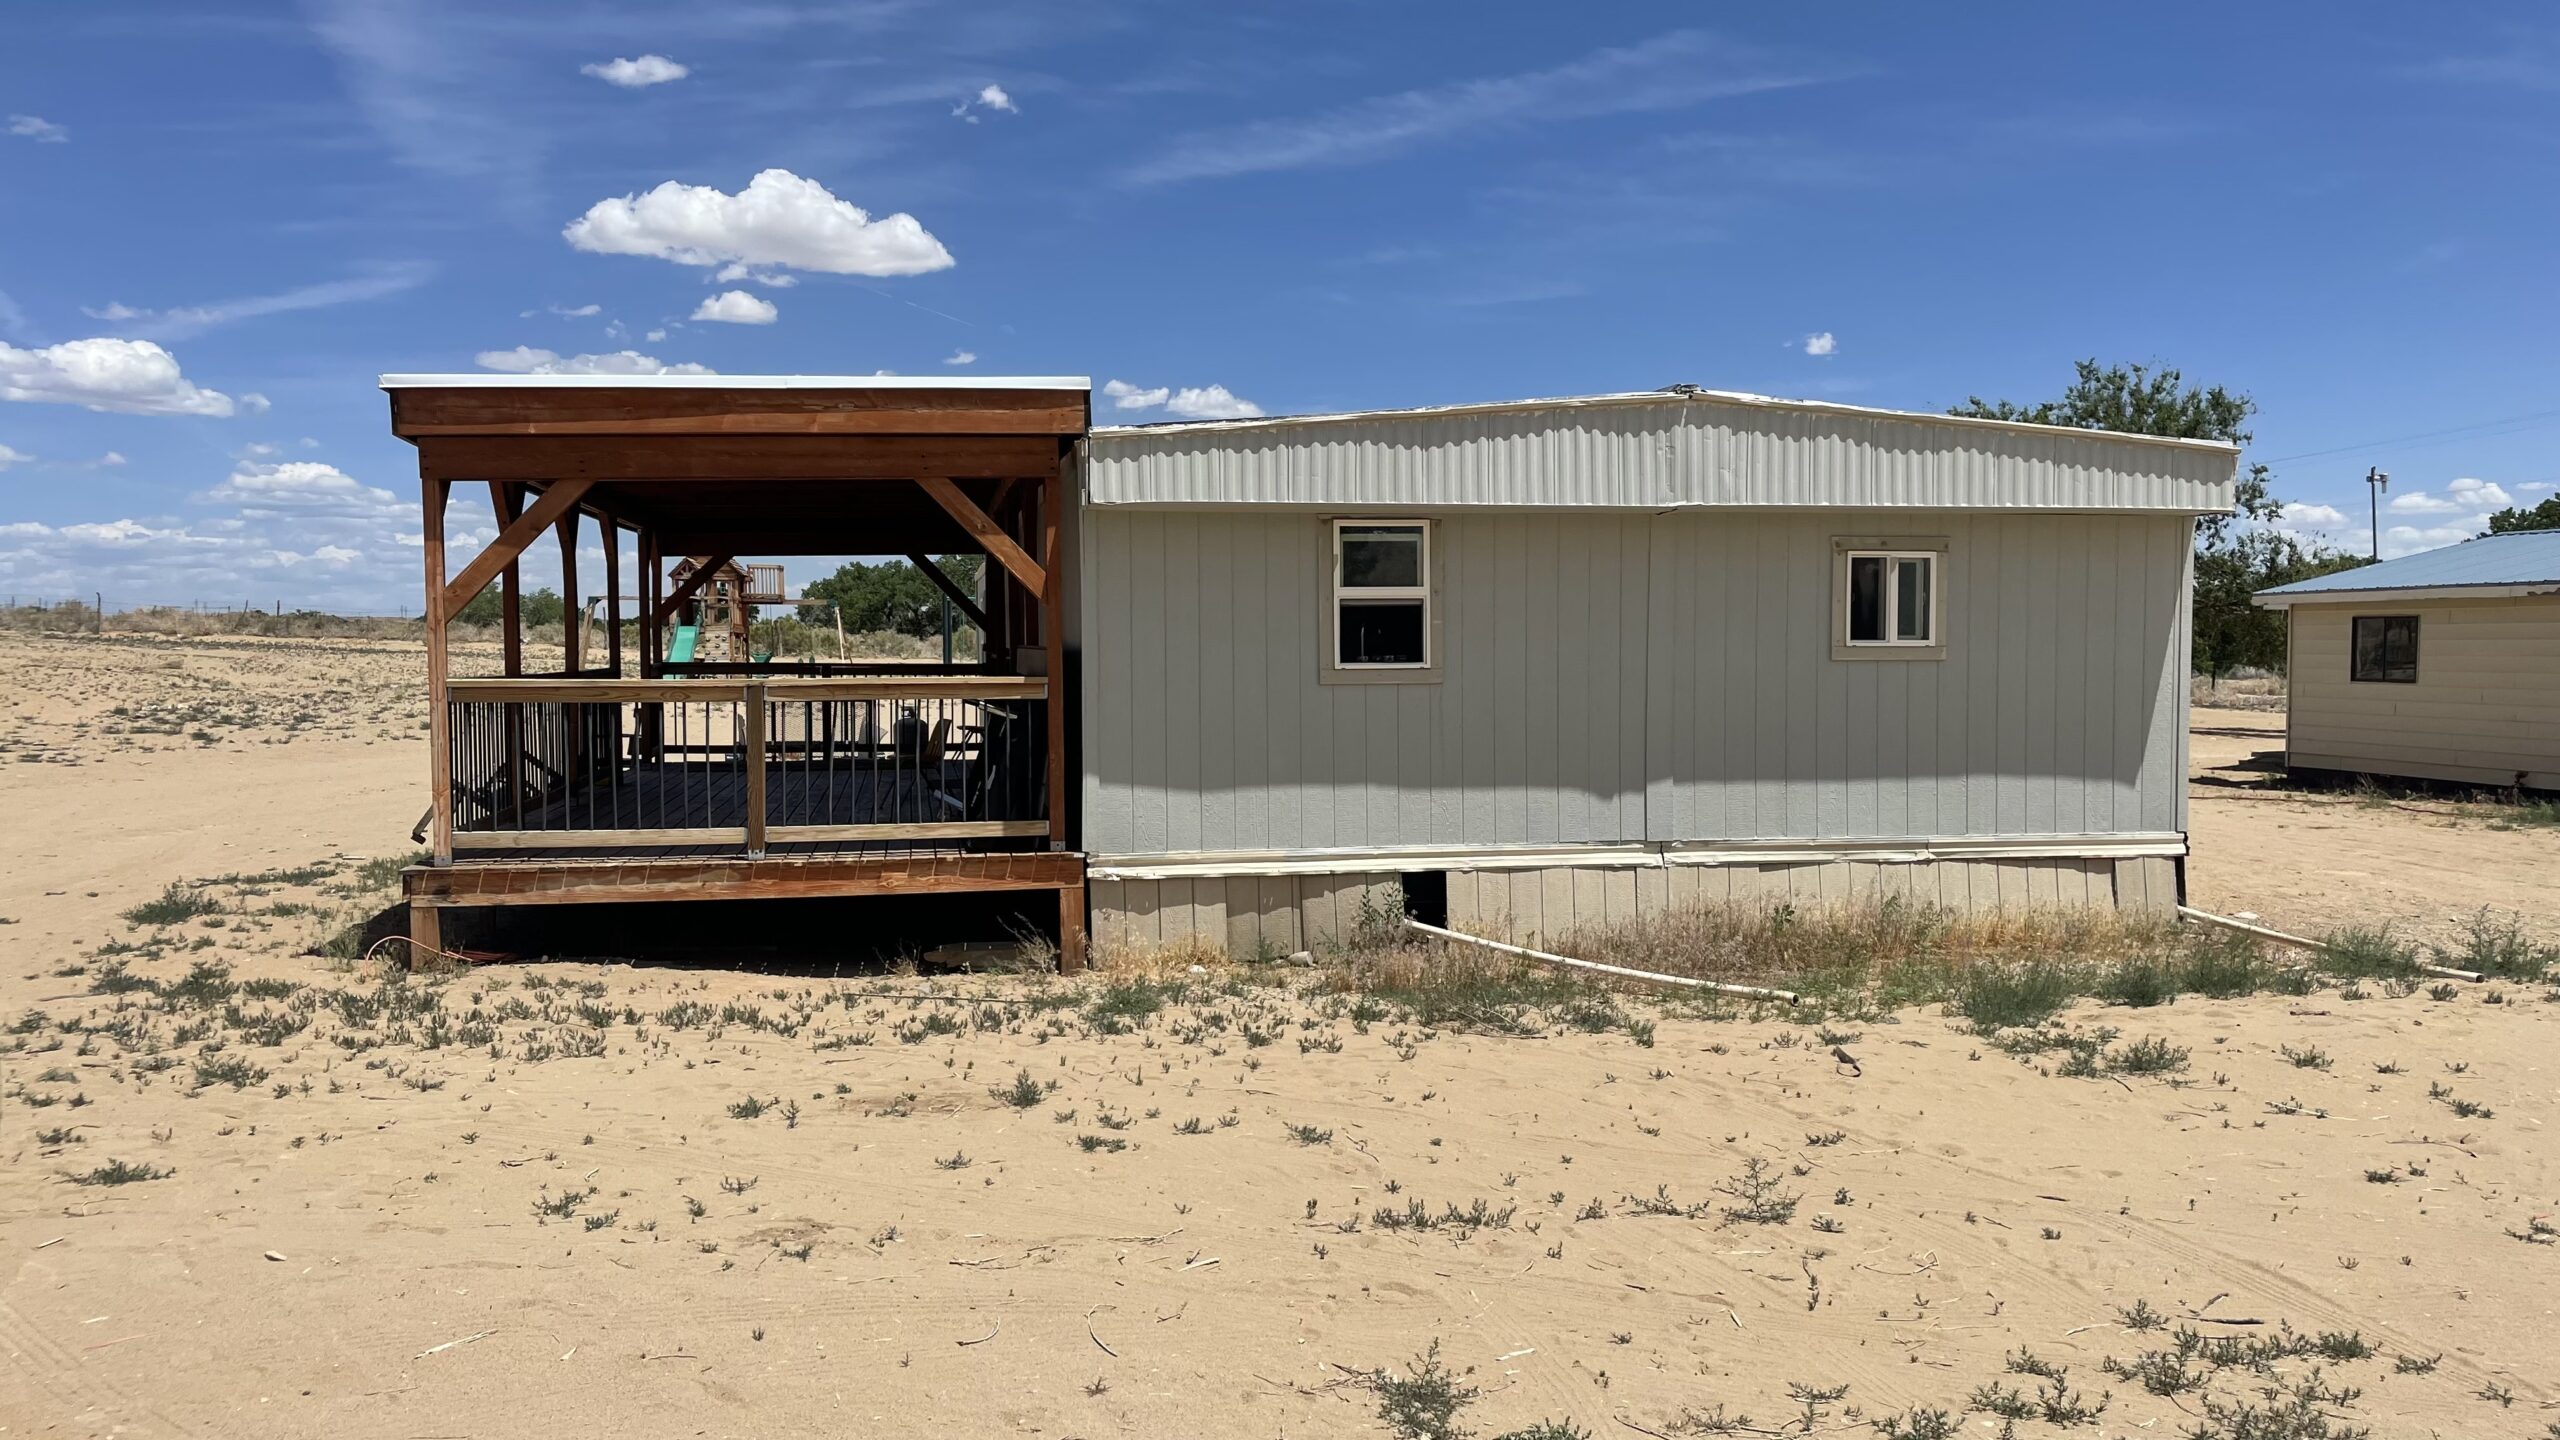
top-left (2257, 529), bottom-right (2560, 597)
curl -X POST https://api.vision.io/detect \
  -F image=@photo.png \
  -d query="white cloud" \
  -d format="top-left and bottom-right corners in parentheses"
top-left (0, 443), bottom-right (31, 470)
top-left (713, 263), bottom-right (798, 287)
top-left (2275, 501), bottom-right (2348, 529)
top-left (1103, 378), bottom-right (1264, 419)
top-left (565, 169), bottom-right (954, 277)
top-left (1101, 379), bottom-right (1170, 410)
top-left (0, 338), bottom-right (242, 416)
top-left (1802, 331), bottom-right (1836, 357)
top-left (7, 114), bottom-right (68, 143)
top-left (2519, 482), bottom-right (2553, 494)
top-left (474, 346), bottom-right (714, 376)
top-left (691, 289), bottom-right (778, 325)
top-left (2445, 476), bottom-right (2513, 507)
top-left (953, 83), bottom-right (1019, 121)
top-left (644, 328), bottom-right (667, 343)
top-left (96, 451), bottom-right (127, 467)
top-left (520, 302), bottom-right (602, 319)
top-left (202, 460), bottom-right (406, 518)
top-left (77, 262), bottom-right (435, 341)
top-left (1166, 385), bottom-right (1264, 420)
top-left (944, 349), bottom-right (977, 366)
top-left (582, 55), bottom-right (689, 88)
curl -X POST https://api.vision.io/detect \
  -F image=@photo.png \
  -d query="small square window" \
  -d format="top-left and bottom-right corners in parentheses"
top-left (1844, 551), bottom-right (1935, 646)
top-left (2351, 615), bottom-right (2418, 683)
top-left (1333, 520), bottom-right (1430, 669)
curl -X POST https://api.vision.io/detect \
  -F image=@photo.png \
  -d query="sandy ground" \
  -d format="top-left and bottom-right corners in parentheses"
top-left (3, 633), bottom-right (2557, 1439)
top-left (2187, 705), bottom-right (2560, 951)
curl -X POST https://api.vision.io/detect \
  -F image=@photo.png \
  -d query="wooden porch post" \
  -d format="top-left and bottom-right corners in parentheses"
top-left (603, 517), bottom-right (623, 678)
top-left (421, 476), bottom-right (454, 865)
top-left (638, 527), bottom-right (660, 679)
top-left (555, 509), bottom-right (581, 671)
top-left (1040, 471), bottom-right (1066, 849)
top-left (1058, 877), bottom-right (1086, 974)
top-left (491, 482), bottom-right (525, 678)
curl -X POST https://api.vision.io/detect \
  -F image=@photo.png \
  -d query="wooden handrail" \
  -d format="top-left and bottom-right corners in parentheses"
top-left (448, 676), bottom-right (1045, 703)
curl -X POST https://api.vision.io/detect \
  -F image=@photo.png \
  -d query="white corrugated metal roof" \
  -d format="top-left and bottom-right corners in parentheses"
top-left (1095, 386), bottom-right (2241, 456)
top-left (379, 374), bottom-right (1090, 390)
top-left (1085, 386), bottom-right (2242, 513)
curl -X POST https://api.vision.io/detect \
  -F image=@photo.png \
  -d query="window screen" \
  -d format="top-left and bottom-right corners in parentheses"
top-left (2351, 615), bottom-right (2418, 683)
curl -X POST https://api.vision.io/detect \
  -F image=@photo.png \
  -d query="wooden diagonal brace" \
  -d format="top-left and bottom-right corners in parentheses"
top-left (906, 553), bottom-right (991, 632)
top-left (917, 476), bottom-right (1043, 597)
top-left (653, 553), bottom-right (734, 626)
top-left (441, 478), bottom-right (595, 617)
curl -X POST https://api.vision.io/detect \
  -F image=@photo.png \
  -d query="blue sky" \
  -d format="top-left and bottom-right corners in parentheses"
top-left (3, 3), bottom-right (2556, 611)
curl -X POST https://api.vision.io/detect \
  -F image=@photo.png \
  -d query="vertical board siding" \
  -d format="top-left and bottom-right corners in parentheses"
top-left (2286, 598), bottom-right (2560, 787)
top-left (1082, 509), bottom-right (2192, 858)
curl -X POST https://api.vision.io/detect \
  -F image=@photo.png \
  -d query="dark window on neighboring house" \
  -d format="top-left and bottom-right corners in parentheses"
top-left (2351, 615), bottom-right (2419, 683)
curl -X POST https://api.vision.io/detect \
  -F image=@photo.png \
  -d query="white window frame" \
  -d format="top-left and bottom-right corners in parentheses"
top-left (1332, 518), bottom-right (1431, 670)
top-left (1842, 549), bottom-right (1938, 648)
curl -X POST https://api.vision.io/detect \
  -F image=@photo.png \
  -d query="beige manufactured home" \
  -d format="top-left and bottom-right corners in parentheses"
top-left (1077, 388), bottom-right (2241, 951)
top-left (2255, 530), bottom-right (2560, 792)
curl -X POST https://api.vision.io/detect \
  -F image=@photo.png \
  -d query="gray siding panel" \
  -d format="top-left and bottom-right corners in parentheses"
top-left (1082, 509), bottom-right (2192, 858)
top-left (1087, 392), bottom-right (2238, 512)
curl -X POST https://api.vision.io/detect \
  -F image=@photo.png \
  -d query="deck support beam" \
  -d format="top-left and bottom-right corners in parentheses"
top-left (440, 478), bottom-right (596, 624)
top-left (421, 476), bottom-right (454, 864)
top-left (653, 552), bottom-right (733, 627)
top-left (919, 476), bottom-right (1045, 596)
top-left (906, 553), bottom-right (992, 633)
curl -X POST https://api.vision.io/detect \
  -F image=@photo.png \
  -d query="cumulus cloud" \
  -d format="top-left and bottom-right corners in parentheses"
top-left (0, 443), bottom-right (31, 471)
top-left (582, 54), bottom-right (689, 88)
top-left (712, 263), bottom-right (797, 287)
top-left (565, 169), bottom-right (954, 277)
top-left (690, 289), bottom-right (778, 325)
top-left (2276, 501), bottom-right (2349, 529)
top-left (944, 349), bottom-right (977, 366)
top-left (952, 83), bottom-right (1018, 122)
top-left (1802, 331), bottom-right (1836, 356)
top-left (0, 338), bottom-right (242, 416)
top-left (2387, 477), bottom-right (2514, 515)
top-left (1101, 379), bottom-right (1169, 410)
top-left (202, 460), bottom-right (406, 519)
top-left (474, 346), bottom-right (715, 376)
top-left (1102, 378), bottom-right (1264, 420)
top-left (7, 114), bottom-right (68, 143)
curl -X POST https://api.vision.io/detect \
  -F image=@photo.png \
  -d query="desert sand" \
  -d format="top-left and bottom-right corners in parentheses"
top-left (2, 632), bottom-right (2555, 1439)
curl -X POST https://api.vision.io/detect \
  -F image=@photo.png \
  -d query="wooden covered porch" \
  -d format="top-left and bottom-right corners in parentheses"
top-left (386, 375), bottom-right (1091, 969)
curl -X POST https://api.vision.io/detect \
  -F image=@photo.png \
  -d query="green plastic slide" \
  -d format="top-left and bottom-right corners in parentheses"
top-left (666, 623), bottom-right (700, 663)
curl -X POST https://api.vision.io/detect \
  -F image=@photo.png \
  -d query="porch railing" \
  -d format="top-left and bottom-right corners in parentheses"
top-left (441, 677), bottom-right (1049, 854)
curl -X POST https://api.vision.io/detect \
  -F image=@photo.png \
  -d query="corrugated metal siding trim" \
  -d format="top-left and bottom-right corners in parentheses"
top-left (1088, 394), bottom-right (2239, 512)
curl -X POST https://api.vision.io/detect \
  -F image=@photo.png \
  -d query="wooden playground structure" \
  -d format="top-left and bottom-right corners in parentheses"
top-left (389, 375), bottom-right (1090, 969)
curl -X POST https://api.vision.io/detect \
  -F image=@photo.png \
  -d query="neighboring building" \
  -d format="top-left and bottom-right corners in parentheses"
top-left (1077, 388), bottom-right (2239, 952)
top-left (2254, 530), bottom-right (2560, 792)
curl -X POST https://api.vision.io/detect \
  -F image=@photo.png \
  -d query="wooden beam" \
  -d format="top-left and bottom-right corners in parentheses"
top-left (1058, 878), bottom-right (1086, 974)
top-left (555, 510), bottom-right (580, 669)
top-left (603, 516), bottom-right (623, 677)
top-left (906, 553), bottom-right (991, 632)
top-left (653, 553), bottom-right (733, 626)
top-left (743, 681), bottom-right (768, 859)
top-left (389, 386), bottom-right (1087, 438)
top-left (421, 477), bottom-right (453, 863)
top-left (416, 434), bottom-right (1064, 483)
top-left (406, 849), bottom-right (1084, 905)
top-left (491, 483), bottom-right (523, 678)
top-left (919, 476), bottom-right (1044, 596)
top-left (441, 477), bottom-right (596, 618)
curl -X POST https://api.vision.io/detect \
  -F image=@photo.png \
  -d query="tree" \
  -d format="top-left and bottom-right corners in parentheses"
top-left (797, 556), bottom-right (983, 638)
top-left (448, 584), bottom-right (561, 629)
top-left (2486, 496), bottom-right (2560, 534)
top-left (1952, 360), bottom-right (2354, 678)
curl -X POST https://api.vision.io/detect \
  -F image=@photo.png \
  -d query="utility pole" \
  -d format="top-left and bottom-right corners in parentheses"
top-left (2365, 467), bottom-right (2389, 560)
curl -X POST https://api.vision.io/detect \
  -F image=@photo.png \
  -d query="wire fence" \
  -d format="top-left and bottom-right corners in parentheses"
top-left (1, 595), bottom-right (429, 639)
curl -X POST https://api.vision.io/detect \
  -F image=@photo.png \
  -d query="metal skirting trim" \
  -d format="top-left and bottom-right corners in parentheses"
top-left (1087, 834), bottom-right (2187, 882)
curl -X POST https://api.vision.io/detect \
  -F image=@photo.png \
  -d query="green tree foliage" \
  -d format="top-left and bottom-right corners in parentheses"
top-left (1952, 360), bottom-right (2361, 678)
top-left (2486, 496), bottom-right (2560, 534)
top-left (796, 556), bottom-right (983, 638)
top-left (449, 584), bottom-right (563, 629)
